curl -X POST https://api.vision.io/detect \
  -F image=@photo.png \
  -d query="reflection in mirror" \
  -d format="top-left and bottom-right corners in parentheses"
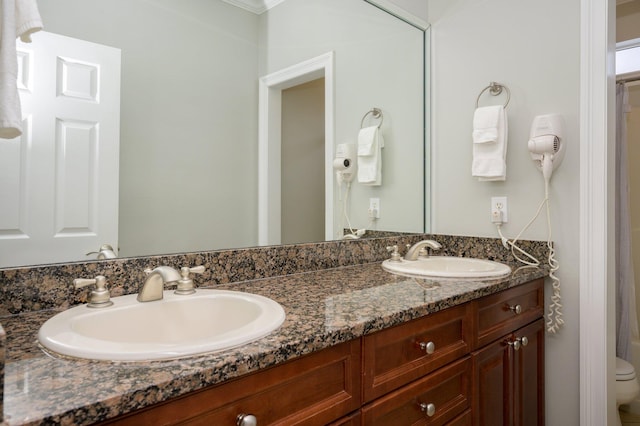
top-left (0, 0), bottom-right (426, 268)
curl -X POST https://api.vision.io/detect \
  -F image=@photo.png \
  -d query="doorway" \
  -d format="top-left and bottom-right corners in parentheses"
top-left (281, 78), bottom-right (325, 244)
top-left (258, 52), bottom-right (335, 246)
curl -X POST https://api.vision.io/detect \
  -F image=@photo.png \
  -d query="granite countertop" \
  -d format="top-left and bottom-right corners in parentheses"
top-left (1, 261), bottom-right (547, 426)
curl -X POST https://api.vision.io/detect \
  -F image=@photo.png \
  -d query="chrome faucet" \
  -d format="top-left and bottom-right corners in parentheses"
top-left (137, 266), bottom-right (182, 302)
top-left (86, 244), bottom-right (117, 260)
top-left (404, 240), bottom-right (442, 261)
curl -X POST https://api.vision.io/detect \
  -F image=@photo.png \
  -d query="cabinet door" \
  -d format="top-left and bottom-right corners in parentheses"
top-left (472, 336), bottom-right (512, 426)
top-left (513, 319), bottom-right (545, 426)
top-left (472, 319), bottom-right (545, 426)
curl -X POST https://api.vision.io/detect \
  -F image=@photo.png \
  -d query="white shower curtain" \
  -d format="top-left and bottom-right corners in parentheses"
top-left (616, 82), bottom-right (639, 362)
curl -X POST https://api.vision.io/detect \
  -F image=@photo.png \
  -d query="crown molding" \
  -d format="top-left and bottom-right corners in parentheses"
top-left (222, 0), bottom-right (285, 14)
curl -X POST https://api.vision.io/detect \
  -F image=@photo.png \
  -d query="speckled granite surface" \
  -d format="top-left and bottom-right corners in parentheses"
top-left (0, 234), bottom-right (549, 316)
top-left (0, 234), bottom-right (551, 425)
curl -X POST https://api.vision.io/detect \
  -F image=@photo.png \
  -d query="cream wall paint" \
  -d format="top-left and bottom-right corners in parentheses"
top-left (617, 2), bottom-right (640, 414)
top-left (618, 0), bottom-right (640, 42)
top-left (428, 0), bottom-right (580, 424)
top-left (628, 86), bottom-right (640, 356)
top-left (38, 0), bottom-right (260, 256)
top-left (259, 0), bottom-right (425, 237)
top-left (281, 79), bottom-right (325, 244)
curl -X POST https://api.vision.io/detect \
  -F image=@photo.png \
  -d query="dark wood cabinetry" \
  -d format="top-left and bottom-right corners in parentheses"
top-left (100, 279), bottom-right (544, 426)
top-left (472, 319), bottom-right (544, 426)
top-left (472, 279), bottom-right (545, 426)
top-left (362, 303), bottom-right (473, 403)
top-left (362, 357), bottom-right (472, 425)
top-left (101, 340), bottom-right (361, 426)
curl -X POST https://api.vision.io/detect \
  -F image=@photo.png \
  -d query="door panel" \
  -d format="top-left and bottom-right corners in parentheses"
top-left (0, 31), bottom-right (121, 267)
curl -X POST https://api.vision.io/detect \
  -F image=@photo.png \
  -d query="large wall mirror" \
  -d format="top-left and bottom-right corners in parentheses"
top-left (0, 0), bottom-right (427, 268)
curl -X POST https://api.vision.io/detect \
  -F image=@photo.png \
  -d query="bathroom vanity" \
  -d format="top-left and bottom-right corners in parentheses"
top-left (94, 279), bottom-right (543, 426)
top-left (0, 235), bottom-right (549, 425)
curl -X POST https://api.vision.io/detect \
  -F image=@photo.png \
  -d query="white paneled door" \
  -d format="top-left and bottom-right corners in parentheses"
top-left (0, 31), bottom-right (121, 267)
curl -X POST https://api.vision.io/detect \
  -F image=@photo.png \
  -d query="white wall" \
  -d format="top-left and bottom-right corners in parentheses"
top-left (428, 0), bottom-right (581, 424)
top-left (38, 0), bottom-right (260, 256)
top-left (260, 0), bottom-right (425, 237)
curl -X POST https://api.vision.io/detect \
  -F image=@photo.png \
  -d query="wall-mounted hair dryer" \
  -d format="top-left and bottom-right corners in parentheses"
top-left (528, 114), bottom-right (565, 182)
top-left (334, 143), bottom-right (357, 184)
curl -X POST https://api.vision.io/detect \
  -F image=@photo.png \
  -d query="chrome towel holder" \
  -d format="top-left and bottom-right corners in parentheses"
top-left (476, 82), bottom-right (510, 108)
top-left (361, 107), bottom-right (383, 128)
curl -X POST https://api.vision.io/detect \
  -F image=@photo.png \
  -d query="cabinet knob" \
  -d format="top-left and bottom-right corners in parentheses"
top-left (419, 402), bottom-right (436, 417)
top-left (507, 339), bottom-right (522, 351)
top-left (509, 304), bottom-right (523, 315)
top-left (418, 341), bottom-right (435, 354)
top-left (236, 414), bottom-right (257, 426)
top-left (518, 336), bottom-right (529, 347)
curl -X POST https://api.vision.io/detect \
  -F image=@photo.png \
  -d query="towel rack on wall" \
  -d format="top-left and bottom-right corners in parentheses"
top-left (361, 107), bottom-right (384, 128)
top-left (476, 82), bottom-right (511, 108)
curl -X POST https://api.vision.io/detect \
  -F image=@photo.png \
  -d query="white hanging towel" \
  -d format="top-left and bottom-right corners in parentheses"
top-left (357, 125), bottom-right (384, 185)
top-left (0, 0), bottom-right (43, 139)
top-left (471, 105), bottom-right (508, 181)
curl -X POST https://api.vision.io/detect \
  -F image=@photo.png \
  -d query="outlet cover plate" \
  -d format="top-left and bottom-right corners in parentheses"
top-left (491, 196), bottom-right (508, 223)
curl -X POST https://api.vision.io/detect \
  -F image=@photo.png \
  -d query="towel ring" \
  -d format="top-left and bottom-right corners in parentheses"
top-left (475, 82), bottom-right (510, 108)
top-left (361, 108), bottom-right (383, 128)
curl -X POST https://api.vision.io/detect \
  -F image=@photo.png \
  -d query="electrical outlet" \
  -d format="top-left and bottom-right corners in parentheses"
top-left (491, 196), bottom-right (508, 223)
top-left (369, 198), bottom-right (380, 219)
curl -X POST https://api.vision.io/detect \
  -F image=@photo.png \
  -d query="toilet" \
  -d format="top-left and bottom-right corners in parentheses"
top-left (617, 357), bottom-right (640, 426)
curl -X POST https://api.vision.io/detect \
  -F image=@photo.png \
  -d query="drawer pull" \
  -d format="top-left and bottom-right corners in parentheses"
top-left (236, 414), bottom-right (257, 426)
top-left (418, 341), bottom-right (435, 354)
top-left (507, 339), bottom-right (522, 351)
top-left (419, 402), bottom-right (436, 417)
top-left (509, 304), bottom-right (523, 315)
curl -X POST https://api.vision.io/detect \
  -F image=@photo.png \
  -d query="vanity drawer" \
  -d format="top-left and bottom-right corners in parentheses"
top-left (475, 279), bottom-right (544, 348)
top-left (362, 303), bottom-right (473, 402)
top-left (102, 340), bottom-right (361, 426)
top-left (361, 357), bottom-right (472, 425)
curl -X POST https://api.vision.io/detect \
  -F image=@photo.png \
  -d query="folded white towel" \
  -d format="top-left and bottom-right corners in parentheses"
top-left (471, 105), bottom-right (508, 181)
top-left (0, 0), bottom-right (43, 139)
top-left (472, 105), bottom-right (502, 143)
top-left (357, 125), bottom-right (384, 186)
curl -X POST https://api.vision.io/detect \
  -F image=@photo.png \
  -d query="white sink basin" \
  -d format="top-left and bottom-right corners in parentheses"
top-left (38, 289), bottom-right (286, 361)
top-left (382, 256), bottom-right (511, 279)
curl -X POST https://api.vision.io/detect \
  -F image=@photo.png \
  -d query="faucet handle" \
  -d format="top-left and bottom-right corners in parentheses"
top-left (175, 265), bottom-right (206, 295)
top-left (386, 245), bottom-right (402, 262)
top-left (73, 275), bottom-right (114, 308)
top-left (184, 265), bottom-right (205, 275)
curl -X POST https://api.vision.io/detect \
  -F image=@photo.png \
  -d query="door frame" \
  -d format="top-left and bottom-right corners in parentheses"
top-left (579, 0), bottom-right (615, 424)
top-left (258, 52), bottom-right (335, 245)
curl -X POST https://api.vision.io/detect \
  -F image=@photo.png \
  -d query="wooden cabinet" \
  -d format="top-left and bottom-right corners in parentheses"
top-left (475, 279), bottom-right (544, 349)
top-left (361, 357), bottom-right (472, 425)
top-left (99, 279), bottom-right (544, 426)
top-left (100, 340), bottom-right (361, 426)
top-left (471, 279), bottom-right (544, 426)
top-left (362, 303), bottom-right (473, 402)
